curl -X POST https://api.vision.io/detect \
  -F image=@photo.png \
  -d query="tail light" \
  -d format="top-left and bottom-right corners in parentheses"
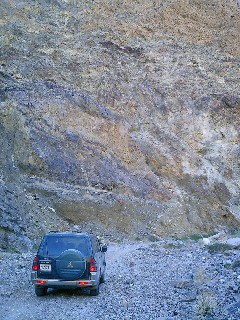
top-left (37, 280), bottom-right (46, 285)
top-left (79, 281), bottom-right (89, 285)
top-left (32, 256), bottom-right (38, 271)
top-left (89, 258), bottom-right (97, 272)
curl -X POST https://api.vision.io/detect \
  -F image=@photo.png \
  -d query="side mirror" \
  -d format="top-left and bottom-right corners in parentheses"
top-left (101, 245), bottom-right (107, 253)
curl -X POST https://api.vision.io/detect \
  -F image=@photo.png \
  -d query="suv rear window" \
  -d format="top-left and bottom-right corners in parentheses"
top-left (38, 235), bottom-right (91, 257)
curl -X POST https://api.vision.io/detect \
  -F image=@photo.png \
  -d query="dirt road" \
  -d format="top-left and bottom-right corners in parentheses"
top-left (1, 240), bottom-right (240, 319)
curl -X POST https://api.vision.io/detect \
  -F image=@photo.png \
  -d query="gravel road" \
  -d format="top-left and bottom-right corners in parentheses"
top-left (1, 240), bottom-right (240, 320)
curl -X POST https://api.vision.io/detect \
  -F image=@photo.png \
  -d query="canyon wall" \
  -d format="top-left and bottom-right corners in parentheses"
top-left (1, 0), bottom-right (239, 249)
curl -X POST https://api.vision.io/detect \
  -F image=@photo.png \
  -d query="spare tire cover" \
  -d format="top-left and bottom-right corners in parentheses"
top-left (56, 249), bottom-right (86, 280)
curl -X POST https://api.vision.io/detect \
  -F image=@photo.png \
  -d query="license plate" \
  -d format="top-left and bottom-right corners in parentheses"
top-left (39, 264), bottom-right (51, 272)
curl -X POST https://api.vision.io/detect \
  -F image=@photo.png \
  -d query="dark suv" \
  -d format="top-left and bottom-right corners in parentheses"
top-left (31, 232), bottom-right (107, 296)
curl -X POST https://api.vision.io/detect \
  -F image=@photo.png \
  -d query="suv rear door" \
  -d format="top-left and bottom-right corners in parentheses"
top-left (37, 234), bottom-right (91, 280)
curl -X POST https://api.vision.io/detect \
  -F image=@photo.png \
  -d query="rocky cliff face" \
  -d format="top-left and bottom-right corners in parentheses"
top-left (1, 0), bottom-right (240, 250)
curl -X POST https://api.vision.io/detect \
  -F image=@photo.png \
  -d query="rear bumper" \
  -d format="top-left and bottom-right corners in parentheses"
top-left (31, 271), bottom-right (98, 288)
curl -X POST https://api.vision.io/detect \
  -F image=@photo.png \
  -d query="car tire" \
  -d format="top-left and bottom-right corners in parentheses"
top-left (100, 272), bottom-right (105, 283)
top-left (35, 286), bottom-right (48, 297)
top-left (56, 249), bottom-right (86, 280)
top-left (89, 282), bottom-right (100, 296)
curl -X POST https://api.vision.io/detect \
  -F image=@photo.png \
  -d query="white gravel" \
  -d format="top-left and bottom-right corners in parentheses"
top-left (1, 240), bottom-right (240, 320)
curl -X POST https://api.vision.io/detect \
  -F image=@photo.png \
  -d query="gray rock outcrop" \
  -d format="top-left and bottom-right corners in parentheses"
top-left (0, 0), bottom-right (240, 250)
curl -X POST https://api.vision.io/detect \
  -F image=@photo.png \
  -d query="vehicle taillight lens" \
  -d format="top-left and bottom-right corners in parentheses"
top-left (90, 258), bottom-right (97, 272)
top-left (79, 281), bottom-right (89, 285)
top-left (37, 280), bottom-right (46, 285)
top-left (32, 256), bottom-right (38, 271)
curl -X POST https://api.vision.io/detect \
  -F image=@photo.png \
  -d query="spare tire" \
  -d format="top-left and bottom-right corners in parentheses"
top-left (56, 249), bottom-right (86, 280)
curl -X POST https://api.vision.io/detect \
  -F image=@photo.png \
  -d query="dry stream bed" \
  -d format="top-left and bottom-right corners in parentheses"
top-left (1, 239), bottom-right (240, 320)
